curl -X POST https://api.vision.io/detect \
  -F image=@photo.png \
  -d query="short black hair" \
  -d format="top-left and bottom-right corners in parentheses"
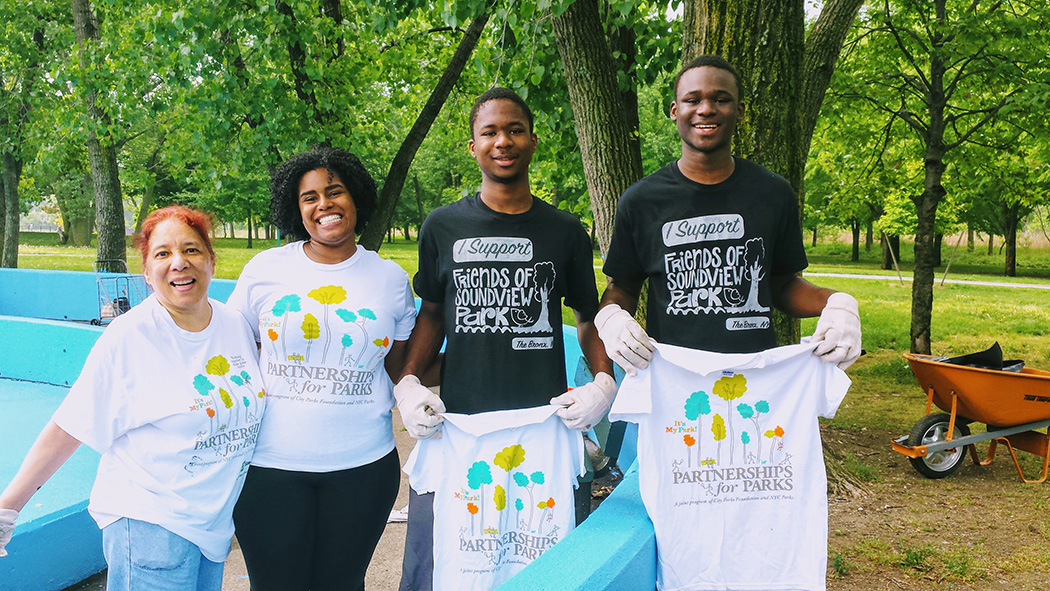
top-left (468, 87), bottom-right (534, 136)
top-left (673, 55), bottom-right (744, 101)
top-left (270, 146), bottom-right (377, 241)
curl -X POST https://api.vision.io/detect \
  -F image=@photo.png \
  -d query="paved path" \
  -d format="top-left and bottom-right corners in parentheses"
top-left (803, 272), bottom-right (1050, 290)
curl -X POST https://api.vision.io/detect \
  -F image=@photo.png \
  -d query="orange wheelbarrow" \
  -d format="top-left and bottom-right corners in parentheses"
top-left (891, 353), bottom-right (1050, 483)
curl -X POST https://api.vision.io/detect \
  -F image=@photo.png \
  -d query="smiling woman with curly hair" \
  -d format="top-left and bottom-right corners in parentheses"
top-left (227, 146), bottom-right (416, 591)
top-left (268, 146), bottom-right (378, 242)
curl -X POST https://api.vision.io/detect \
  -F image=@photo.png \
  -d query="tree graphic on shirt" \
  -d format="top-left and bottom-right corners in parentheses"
top-left (301, 313), bottom-right (320, 362)
top-left (514, 470), bottom-right (545, 531)
top-left (738, 400), bottom-right (770, 462)
top-left (466, 461), bottom-right (493, 534)
top-left (711, 414), bottom-right (726, 465)
top-left (684, 390), bottom-right (711, 467)
top-left (511, 262), bottom-right (555, 334)
top-left (338, 334), bottom-right (354, 367)
top-left (536, 497), bottom-right (556, 536)
top-left (271, 294), bottom-right (301, 361)
top-left (494, 485), bottom-right (507, 512)
top-left (466, 502), bottom-right (479, 536)
top-left (229, 372), bottom-right (255, 422)
top-left (266, 328), bottom-right (280, 360)
top-left (765, 425), bottom-right (786, 464)
top-left (308, 285), bottom-right (347, 364)
top-left (205, 355), bottom-right (236, 429)
top-left (193, 374), bottom-right (217, 432)
top-left (741, 431), bottom-right (751, 463)
top-left (713, 374), bottom-right (747, 464)
top-left (336, 307), bottom-right (378, 367)
top-left (682, 434), bottom-right (696, 468)
top-left (362, 336), bottom-right (390, 370)
top-left (737, 238), bottom-right (770, 313)
top-left (494, 445), bottom-right (526, 534)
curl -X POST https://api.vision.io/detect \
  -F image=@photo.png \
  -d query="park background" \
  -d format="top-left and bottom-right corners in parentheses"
top-left (3, 0), bottom-right (1050, 589)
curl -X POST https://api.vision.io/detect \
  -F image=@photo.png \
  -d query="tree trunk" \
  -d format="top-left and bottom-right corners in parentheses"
top-left (907, 8), bottom-right (949, 355)
top-left (1004, 203), bottom-right (1019, 277)
top-left (551, 0), bottom-right (642, 256)
top-left (933, 233), bottom-right (942, 268)
top-left (134, 132), bottom-right (166, 233)
top-left (987, 234), bottom-right (993, 255)
top-left (850, 219), bottom-right (860, 262)
top-left (685, 0), bottom-right (805, 347)
top-left (967, 224), bottom-right (974, 252)
top-left (1, 152), bottom-right (20, 268)
top-left (0, 168), bottom-right (5, 252)
top-left (73, 0), bottom-right (125, 272)
top-left (811, 226), bottom-right (817, 247)
top-left (412, 174), bottom-right (426, 234)
top-left (247, 215), bottom-right (253, 249)
top-left (881, 234), bottom-right (900, 271)
top-left (865, 219), bottom-right (873, 252)
top-left (607, 18), bottom-right (644, 181)
top-left (359, 13), bottom-right (489, 251)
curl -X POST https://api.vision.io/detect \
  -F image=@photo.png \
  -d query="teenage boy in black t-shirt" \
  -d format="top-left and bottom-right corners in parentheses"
top-left (598, 55), bottom-right (862, 371)
top-left (394, 87), bottom-right (615, 591)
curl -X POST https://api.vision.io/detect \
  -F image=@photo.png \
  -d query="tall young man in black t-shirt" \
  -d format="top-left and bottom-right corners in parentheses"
top-left (598, 55), bottom-right (862, 370)
top-left (393, 87), bottom-right (615, 590)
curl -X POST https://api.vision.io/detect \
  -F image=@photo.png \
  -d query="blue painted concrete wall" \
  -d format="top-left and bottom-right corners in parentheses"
top-left (500, 460), bottom-right (657, 590)
top-left (0, 268), bottom-right (236, 323)
top-left (0, 316), bottom-right (106, 591)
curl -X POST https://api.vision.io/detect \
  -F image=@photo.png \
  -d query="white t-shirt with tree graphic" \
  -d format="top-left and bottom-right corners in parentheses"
top-left (227, 242), bottom-right (416, 472)
top-left (404, 405), bottom-right (584, 591)
top-left (53, 295), bottom-right (265, 562)
top-left (609, 342), bottom-right (851, 591)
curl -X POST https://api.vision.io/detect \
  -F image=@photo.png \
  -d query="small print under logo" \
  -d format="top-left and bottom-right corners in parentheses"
top-left (512, 337), bottom-right (554, 350)
top-left (661, 214), bottom-right (744, 247)
top-left (453, 237), bottom-right (534, 262)
top-left (725, 316), bottom-right (770, 331)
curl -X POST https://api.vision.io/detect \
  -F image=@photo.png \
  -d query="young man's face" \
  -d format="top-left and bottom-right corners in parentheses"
top-left (469, 99), bottom-right (538, 185)
top-left (670, 66), bottom-right (744, 157)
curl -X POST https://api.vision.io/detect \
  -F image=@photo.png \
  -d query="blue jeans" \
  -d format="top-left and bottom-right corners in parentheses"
top-left (102, 518), bottom-right (224, 591)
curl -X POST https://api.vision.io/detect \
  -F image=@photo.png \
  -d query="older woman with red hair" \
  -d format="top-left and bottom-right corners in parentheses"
top-left (0, 206), bottom-right (265, 591)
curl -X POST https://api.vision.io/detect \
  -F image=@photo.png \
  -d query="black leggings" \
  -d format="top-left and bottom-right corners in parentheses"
top-left (233, 449), bottom-right (399, 591)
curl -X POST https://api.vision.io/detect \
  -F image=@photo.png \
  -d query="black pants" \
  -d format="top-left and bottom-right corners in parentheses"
top-left (234, 449), bottom-right (399, 591)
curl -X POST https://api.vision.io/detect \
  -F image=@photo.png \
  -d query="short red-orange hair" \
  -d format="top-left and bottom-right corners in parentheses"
top-left (133, 205), bottom-right (217, 266)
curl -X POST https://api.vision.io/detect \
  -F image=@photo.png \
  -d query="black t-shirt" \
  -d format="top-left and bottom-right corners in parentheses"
top-left (603, 158), bottom-right (808, 353)
top-left (414, 193), bottom-right (600, 413)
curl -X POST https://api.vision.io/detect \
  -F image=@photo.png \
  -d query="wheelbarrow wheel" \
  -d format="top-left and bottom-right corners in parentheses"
top-left (906, 413), bottom-right (970, 479)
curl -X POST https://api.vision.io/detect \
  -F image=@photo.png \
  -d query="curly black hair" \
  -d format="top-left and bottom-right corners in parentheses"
top-left (270, 146), bottom-right (378, 241)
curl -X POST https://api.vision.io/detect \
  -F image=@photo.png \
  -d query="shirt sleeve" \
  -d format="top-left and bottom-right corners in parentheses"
top-left (412, 216), bottom-right (445, 304)
top-left (51, 331), bottom-right (136, 454)
top-left (771, 189), bottom-right (809, 276)
top-left (393, 269), bottom-right (418, 341)
top-left (602, 193), bottom-right (646, 284)
top-left (226, 262), bottom-right (261, 342)
top-left (563, 220), bottom-right (600, 322)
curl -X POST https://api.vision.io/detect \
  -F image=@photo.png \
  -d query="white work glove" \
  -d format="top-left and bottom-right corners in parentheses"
top-left (811, 292), bottom-right (862, 370)
top-left (0, 508), bottom-right (18, 558)
top-left (394, 375), bottom-right (446, 439)
top-left (595, 304), bottom-right (655, 376)
top-left (550, 372), bottom-right (618, 431)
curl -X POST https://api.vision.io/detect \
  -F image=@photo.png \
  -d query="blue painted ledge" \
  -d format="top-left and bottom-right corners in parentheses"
top-left (500, 460), bottom-right (656, 591)
top-left (0, 316), bottom-right (106, 591)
